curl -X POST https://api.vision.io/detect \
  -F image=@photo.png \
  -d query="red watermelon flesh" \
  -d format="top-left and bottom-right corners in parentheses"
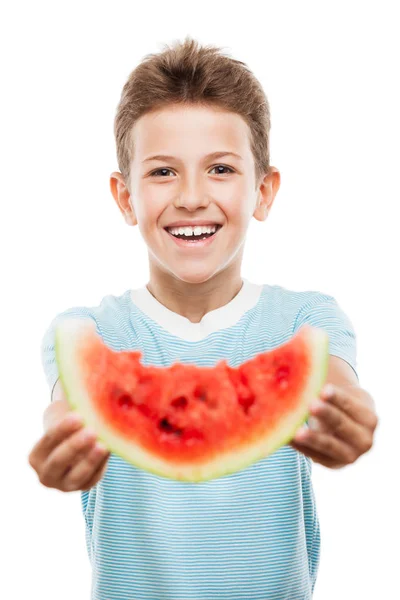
top-left (55, 319), bottom-right (329, 482)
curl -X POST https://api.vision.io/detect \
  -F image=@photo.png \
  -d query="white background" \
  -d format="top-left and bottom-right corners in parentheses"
top-left (1, 1), bottom-right (398, 598)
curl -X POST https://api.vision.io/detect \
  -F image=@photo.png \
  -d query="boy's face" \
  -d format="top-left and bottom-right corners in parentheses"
top-left (110, 104), bottom-right (280, 285)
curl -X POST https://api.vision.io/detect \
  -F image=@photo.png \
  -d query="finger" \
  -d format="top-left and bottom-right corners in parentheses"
top-left (291, 429), bottom-right (358, 465)
top-left (80, 453), bottom-right (110, 492)
top-left (29, 413), bottom-right (84, 467)
top-left (309, 398), bottom-right (371, 450)
top-left (307, 415), bottom-right (330, 434)
top-left (290, 441), bottom-right (345, 469)
top-left (39, 428), bottom-right (98, 487)
top-left (62, 444), bottom-right (110, 492)
top-left (322, 385), bottom-right (377, 429)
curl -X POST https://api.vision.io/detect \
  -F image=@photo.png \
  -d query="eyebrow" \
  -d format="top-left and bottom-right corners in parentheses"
top-left (142, 151), bottom-right (244, 163)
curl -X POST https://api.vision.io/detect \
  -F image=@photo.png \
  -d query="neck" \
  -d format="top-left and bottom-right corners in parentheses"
top-left (146, 265), bottom-right (243, 324)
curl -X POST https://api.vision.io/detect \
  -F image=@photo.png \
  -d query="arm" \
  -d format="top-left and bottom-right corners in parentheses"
top-left (290, 356), bottom-right (378, 468)
top-left (325, 355), bottom-right (375, 411)
top-left (41, 311), bottom-right (97, 431)
top-left (43, 379), bottom-right (70, 431)
top-left (30, 377), bottom-right (110, 492)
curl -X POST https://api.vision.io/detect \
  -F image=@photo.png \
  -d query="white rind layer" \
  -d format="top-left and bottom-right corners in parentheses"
top-left (55, 318), bottom-right (329, 482)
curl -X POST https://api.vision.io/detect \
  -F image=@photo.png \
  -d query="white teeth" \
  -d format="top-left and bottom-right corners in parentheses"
top-left (167, 225), bottom-right (218, 237)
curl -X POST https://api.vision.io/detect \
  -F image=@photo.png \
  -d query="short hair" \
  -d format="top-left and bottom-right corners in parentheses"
top-left (114, 36), bottom-right (271, 189)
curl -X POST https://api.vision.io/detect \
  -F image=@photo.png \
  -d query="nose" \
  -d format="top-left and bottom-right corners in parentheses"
top-left (173, 175), bottom-right (211, 212)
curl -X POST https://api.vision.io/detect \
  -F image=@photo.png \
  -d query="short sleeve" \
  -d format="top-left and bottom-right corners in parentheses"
top-left (293, 293), bottom-right (359, 381)
top-left (40, 307), bottom-right (97, 400)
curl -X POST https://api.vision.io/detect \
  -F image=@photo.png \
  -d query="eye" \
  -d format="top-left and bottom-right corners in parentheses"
top-left (210, 165), bottom-right (235, 175)
top-left (150, 168), bottom-right (174, 177)
top-left (149, 165), bottom-right (235, 177)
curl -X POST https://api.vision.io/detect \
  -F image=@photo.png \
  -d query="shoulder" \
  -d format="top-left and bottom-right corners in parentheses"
top-left (260, 283), bottom-right (354, 334)
top-left (42, 289), bottom-right (133, 346)
top-left (268, 282), bottom-right (333, 303)
top-left (262, 282), bottom-right (335, 317)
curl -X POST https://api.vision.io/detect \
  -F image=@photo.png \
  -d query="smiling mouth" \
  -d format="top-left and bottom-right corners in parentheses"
top-left (164, 225), bottom-right (222, 241)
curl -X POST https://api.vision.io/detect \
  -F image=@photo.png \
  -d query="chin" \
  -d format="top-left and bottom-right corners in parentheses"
top-left (160, 262), bottom-right (226, 286)
top-left (171, 269), bottom-right (219, 285)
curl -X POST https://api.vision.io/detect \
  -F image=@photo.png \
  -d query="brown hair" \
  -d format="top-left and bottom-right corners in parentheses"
top-left (114, 36), bottom-right (271, 190)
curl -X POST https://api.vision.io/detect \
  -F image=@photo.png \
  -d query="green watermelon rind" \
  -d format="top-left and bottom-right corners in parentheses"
top-left (55, 318), bottom-right (329, 483)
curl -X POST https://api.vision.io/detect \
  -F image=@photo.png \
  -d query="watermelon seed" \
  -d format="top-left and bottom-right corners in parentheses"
top-left (117, 394), bottom-right (134, 410)
top-left (194, 386), bottom-right (207, 402)
top-left (238, 393), bottom-right (256, 415)
top-left (171, 396), bottom-right (188, 409)
top-left (159, 417), bottom-right (183, 436)
top-left (194, 386), bottom-right (217, 408)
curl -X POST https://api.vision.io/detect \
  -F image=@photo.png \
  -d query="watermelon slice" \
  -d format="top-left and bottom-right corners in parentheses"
top-left (55, 319), bottom-right (328, 482)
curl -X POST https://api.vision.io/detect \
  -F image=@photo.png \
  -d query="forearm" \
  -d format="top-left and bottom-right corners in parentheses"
top-left (43, 379), bottom-right (70, 431)
top-left (43, 400), bottom-right (70, 431)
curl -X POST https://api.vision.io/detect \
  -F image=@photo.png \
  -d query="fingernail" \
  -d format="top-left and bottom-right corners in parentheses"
top-left (311, 399), bottom-right (324, 412)
top-left (82, 428), bottom-right (96, 440)
top-left (95, 442), bottom-right (108, 453)
top-left (66, 413), bottom-right (83, 426)
top-left (308, 416), bottom-right (321, 431)
top-left (322, 384), bottom-right (334, 397)
top-left (295, 427), bottom-right (308, 441)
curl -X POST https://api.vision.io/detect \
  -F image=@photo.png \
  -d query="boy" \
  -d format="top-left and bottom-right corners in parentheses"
top-left (29, 37), bottom-right (378, 599)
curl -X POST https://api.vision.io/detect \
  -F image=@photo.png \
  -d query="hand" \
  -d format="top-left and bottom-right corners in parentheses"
top-left (290, 384), bottom-right (378, 469)
top-left (29, 413), bottom-right (110, 492)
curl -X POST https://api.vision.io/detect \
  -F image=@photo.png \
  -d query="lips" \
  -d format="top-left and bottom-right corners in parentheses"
top-left (165, 224), bottom-right (222, 238)
top-left (164, 224), bottom-right (222, 248)
top-left (164, 221), bottom-right (222, 229)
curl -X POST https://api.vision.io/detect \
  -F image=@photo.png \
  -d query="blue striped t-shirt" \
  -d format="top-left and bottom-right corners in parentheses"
top-left (41, 277), bottom-right (358, 600)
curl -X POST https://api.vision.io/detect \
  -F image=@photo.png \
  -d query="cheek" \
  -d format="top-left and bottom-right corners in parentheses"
top-left (223, 195), bottom-right (252, 224)
top-left (220, 180), bottom-right (254, 216)
top-left (134, 187), bottom-right (165, 226)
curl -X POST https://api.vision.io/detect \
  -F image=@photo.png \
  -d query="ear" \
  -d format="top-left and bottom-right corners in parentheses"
top-left (110, 171), bottom-right (137, 226)
top-left (253, 167), bottom-right (281, 222)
